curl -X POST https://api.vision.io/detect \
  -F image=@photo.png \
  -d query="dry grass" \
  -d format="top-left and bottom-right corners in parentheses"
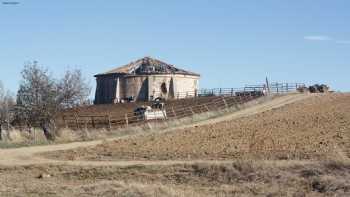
top-left (0, 159), bottom-right (349, 196)
top-left (0, 129), bottom-right (50, 148)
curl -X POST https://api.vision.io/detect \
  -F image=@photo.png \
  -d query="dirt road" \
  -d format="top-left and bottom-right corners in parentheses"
top-left (0, 93), bottom-right (313, 166)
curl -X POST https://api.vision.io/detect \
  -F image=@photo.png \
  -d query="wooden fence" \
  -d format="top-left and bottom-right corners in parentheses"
top-left (59, 83), bottom-right (305, 130)
top-left (60, 93), bottom-right (259, 130)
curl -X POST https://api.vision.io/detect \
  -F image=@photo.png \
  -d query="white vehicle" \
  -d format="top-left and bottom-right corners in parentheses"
top-left (134, 106), bottom-right (167, 120)
top-left (144, 108), bottom-right (167, 120)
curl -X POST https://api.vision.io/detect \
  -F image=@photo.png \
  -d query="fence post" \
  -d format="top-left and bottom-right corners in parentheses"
top-left (231, 88), bottom-right (234, 96)
top-left (91, 116), bottom-right (95, 128)
top-left (161, 109), bottom-right (167, 120)
top-left (33, 127), bottom-right (36, 144)
top-left (172, 107), bottom-right (177, 118)
top-left (189, 106), bottom-right (195, 115)
top-left (84, 118), bottom-right (88, 130)
top-left (125, 113), bottom-right (129, 128)
top-left (74, 113), bottom-right (79, 130)
top-left (62, 115), bottom-right (68, 129)
top-left (107, 115), bottom-right (112, 130)
top-left (222, 97), bottom-right (228, 108)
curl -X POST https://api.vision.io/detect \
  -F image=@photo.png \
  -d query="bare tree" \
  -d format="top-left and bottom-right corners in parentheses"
top-left (57, 69), bottom-right (91, 108)
top-left (15, 62), bottom-right (92, 140)
top-left (15, 61), bottom-right (58, 137)
top-left (0, 81), bottom-right (15, 139)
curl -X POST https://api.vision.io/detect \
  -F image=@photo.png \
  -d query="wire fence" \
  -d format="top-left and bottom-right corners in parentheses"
top-left (150, 82), bottom-right (305, 99)
top-left (268, 82), bottom-right (306, 93)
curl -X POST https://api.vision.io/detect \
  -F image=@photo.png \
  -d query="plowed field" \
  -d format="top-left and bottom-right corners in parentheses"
top-left (46, 93), bottom-right (350, 161)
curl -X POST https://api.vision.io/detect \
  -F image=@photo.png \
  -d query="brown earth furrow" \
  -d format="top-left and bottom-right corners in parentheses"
top-left (43, 93), bottom-right (350, 162)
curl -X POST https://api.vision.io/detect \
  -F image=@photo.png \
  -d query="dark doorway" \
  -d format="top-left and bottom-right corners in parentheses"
top-left (161, 82), bottom-right (168, 94)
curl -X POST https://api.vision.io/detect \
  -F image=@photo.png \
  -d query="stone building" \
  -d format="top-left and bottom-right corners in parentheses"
top-left (94, 57), bottom-right (200, 104)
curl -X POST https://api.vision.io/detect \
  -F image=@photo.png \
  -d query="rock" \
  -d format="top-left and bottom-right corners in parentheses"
top-left (38, 173), bottom-right (51, 179)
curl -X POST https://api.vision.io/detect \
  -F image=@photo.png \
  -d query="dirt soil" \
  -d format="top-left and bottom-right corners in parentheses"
top-left (45, 93), bottom-right (350, 161)
top-left (1, 93), bottom-right (350, 196)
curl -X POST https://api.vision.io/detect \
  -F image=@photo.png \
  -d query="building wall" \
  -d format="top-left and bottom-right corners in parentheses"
top-left (94, 75), bottom-right (117, 104)
top-left (147, 75), bottom-right (171, 100)
top-left (173, 75), bottom-right (199, 98)
top-left (95, 74), bottom-right (200, 104)
top-left (147, 74), bottom-right (199, 100)
top-left (123, 76), bottom-right (149, 101)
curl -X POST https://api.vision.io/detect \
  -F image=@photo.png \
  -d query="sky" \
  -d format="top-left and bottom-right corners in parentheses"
top-left (0, 0), bottom-right (349, 97)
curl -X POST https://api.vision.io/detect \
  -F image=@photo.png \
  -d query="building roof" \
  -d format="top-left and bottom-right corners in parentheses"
top-left (95, 57), bottom-right (200, 77)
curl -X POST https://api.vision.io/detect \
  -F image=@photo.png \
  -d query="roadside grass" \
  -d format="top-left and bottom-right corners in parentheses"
top-left (3, 158), bottom-right (349, 196)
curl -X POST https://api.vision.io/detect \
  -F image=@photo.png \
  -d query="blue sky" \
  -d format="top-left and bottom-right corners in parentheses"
top-left (0, 0), bottom-right (349, 95)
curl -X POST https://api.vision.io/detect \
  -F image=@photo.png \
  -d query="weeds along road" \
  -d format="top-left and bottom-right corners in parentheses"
top-left (0, 93), bottom-right (313, 166)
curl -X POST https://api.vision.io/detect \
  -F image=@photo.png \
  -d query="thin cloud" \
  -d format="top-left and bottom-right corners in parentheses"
top-left (304, 35), bottom-right (332, 41)
top-left (336, 40), bottom-right (350, 44)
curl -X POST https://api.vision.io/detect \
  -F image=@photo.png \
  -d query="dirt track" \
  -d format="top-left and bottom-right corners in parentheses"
top-left (0, 93), bottom-right (314, 166)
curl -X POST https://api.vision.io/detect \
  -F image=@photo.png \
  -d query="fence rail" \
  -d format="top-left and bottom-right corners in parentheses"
top-left (269, 82), bottom-right (305, 93)
top-left (150, 82), bottom-right (305, 99)
top-left (59, 93), bottom-right (258, 130)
